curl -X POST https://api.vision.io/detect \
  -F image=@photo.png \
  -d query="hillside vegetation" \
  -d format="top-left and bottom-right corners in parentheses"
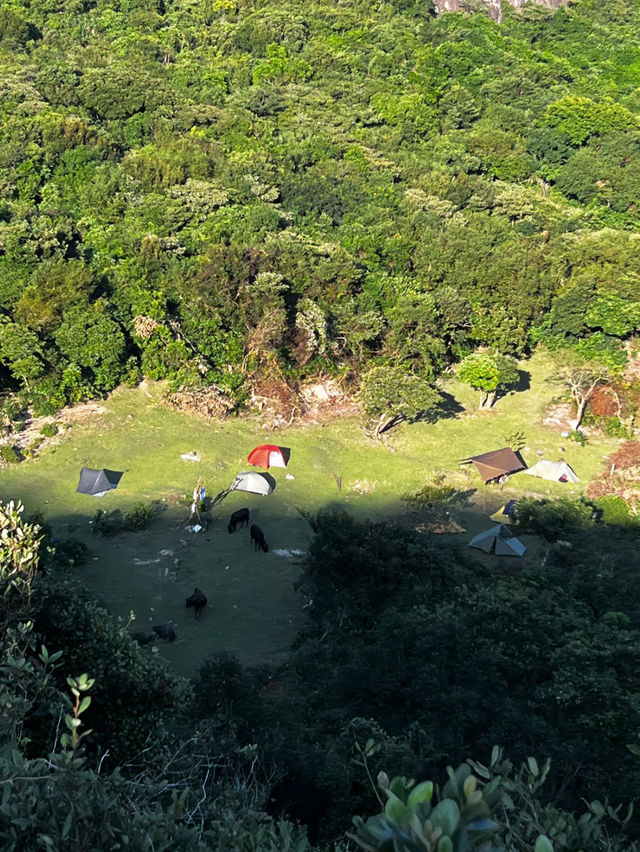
top-left (0, 0), bottom-right (639, 420)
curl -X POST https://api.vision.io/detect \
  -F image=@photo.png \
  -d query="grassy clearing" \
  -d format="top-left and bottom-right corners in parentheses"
top-left (0, 351), bottom-right (620, 675)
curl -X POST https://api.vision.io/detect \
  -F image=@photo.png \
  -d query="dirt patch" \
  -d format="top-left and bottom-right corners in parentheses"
top-left (58, 402), bottom-right (110, 425)
top-left (415, 516), bottom-right (466, 534)
top-left (1, 402), bottom-right (111, 462)
top-left (248, 376), bottom-right (359, 430)
top-left (298, 379), bottom-right (359, 424)
top-left (165, 386), bottom-right (233, 420)
top-left (542, 402), bottom-right (573, 432)
top-left (248, 376), bottom-right (299, 429)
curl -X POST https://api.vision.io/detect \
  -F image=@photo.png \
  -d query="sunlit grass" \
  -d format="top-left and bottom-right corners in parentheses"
top-left (0, 351), bottom-right (619, 675)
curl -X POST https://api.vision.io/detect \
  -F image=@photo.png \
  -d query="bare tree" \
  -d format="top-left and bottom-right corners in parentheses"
top-left (549, 360), bottom-right (611, 431)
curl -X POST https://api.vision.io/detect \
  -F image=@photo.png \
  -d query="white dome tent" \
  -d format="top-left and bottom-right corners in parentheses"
top-left (522, 460), bottom-right (579, 483)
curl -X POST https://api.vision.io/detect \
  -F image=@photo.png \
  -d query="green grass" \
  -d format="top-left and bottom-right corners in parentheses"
top-left (0, 351), bottom-right (621, 676)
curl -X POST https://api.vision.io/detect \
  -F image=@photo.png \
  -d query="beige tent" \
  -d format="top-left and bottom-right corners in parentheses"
top-left (522, 460), bottom-right (578, 483)
top-left (468, 524), bottom-right (526, 557)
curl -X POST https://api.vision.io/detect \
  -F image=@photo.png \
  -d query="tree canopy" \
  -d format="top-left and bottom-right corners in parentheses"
top-left (0, 0), bottom-right (639, 417)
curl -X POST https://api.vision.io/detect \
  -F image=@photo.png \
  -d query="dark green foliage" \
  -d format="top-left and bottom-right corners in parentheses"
top-left (31, 573), bottom-right (191, 762)
top-left (92, 501), bottom-right (160, 535)
top-left (511, 497), bottom-right (595, 540)
top-left (0, 500), bottom-right (318, 851)
top-left (91, 508), bottom-right (125, 537)
top-left (39, 422), bottom-right (58, 438)
top-left (352, 752), bottom-right (634, 852)
top-left (194, 510), bottom-right (640, 842)
top-left (123, 500), bottom-right (160, 531)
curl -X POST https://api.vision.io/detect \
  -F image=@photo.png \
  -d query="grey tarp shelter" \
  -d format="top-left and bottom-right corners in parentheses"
top-left (522, 460), bottom-right (579, 483)
top-left (230, 470), bottom-right (276, 496)
top-left (468, 524), bottom-right (526, 557)
top-left (464, 448), bottom-right (526, 483)
top-left (77, 467), bottom-right (124, 497)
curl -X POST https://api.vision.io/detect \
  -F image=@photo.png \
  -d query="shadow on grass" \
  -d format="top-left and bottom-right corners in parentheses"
top-left (436, 389), bottom-right (466, 419)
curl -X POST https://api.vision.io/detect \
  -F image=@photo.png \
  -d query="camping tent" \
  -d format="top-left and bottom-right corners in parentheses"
top-left (468, 524), bottom-right (526, 557)
top-left (522, 460), bottom-right (579, 483)
top-left (490, 499), bottom-right (518, 524)
top-left (231, 470), bottom-right (276, 496)
top-left (464, 448), bottom-right (526, 483)
top-left (247, 444), bottom-right (291, 469)
top-left (77, 467), bottom-right (124, 497)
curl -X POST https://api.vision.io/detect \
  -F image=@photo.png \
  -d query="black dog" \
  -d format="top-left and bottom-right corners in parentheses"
top-left (185, 587), bottom-right (207, 619)
top-left (250, 523), bottom-right (268, 553)
top-left (228, 508), bottom-right (250, 533)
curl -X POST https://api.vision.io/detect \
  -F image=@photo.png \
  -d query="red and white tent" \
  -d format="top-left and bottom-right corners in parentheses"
top-left (247, 444), bottom-right (290, 469)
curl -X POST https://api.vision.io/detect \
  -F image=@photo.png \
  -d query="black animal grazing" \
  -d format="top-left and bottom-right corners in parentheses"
top-left (228, 507), bottom-right (250, 533)
top-left (250, 523), bottom-right (268, 552)
top-left (185, 587), bottom-right (207, 619)
top-left (153, 624), bottom-right (177, 642)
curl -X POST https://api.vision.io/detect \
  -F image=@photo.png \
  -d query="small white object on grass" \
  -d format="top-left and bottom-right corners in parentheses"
top-left (286, 473), bottom-right (295, 480)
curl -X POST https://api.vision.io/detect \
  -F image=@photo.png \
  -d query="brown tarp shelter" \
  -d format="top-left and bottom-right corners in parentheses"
top-left (465, 448), bottom-right (526, 483)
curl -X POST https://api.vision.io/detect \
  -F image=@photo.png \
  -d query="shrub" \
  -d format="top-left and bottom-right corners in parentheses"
top-left (402, 480), bottom-right (458, 507)
top-left (595, 496), bottom-right (639, 528)
top-left (50, 538), bottom-right (90, 567)
top-left (39, 423), bottom-right (58, 438)
top-left (92, 509), bottom-right (124, 537)
top-left (0, 445), bottom-right (20, 464)
top-left (123, 501), bottom-right (158, 531)
top-left (512, 497), bottom-right (596, 540)
top-left (604, 416), bottom-right (632, 438)
top-left (92, 503), bottom-right (159, 536)
top-left (568, 429), bottom-right (588, 445)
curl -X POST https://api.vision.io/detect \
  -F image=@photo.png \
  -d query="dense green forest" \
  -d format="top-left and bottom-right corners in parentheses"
top-left (3, 0), bottom-right (640, 848)
top-left (1, 0), bottom-right (640, 420)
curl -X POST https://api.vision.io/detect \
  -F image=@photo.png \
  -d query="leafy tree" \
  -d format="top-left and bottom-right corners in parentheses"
top-left (359, 365), bottom-right (442, 435)
top-left (457, 351), bottom-right (519, 408)
top-left (0, 321), bottom-right (46, 392)
top-left (544, 95), bottom-right (637, 146)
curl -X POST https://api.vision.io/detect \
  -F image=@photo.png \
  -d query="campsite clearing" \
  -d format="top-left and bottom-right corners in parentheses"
top-left (0, 351), bottom-right (623, 675)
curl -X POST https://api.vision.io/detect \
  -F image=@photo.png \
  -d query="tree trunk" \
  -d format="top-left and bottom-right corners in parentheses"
top-left (375, 413), bottom-right (404, 436)
top-left (571, 394), bottom-right (588, 431)
top-left (478, 391), bottom-right (496, 409)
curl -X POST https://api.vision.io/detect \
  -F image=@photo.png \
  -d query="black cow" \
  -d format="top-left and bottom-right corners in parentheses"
top-left (228, 507), bottom-right (250, 533)
top-left (153, 624), bottom-right (177, 642)
top-left (185, 587), bottom-right (207, 619)
top-left (250, 523), bottom-right (268, 552)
